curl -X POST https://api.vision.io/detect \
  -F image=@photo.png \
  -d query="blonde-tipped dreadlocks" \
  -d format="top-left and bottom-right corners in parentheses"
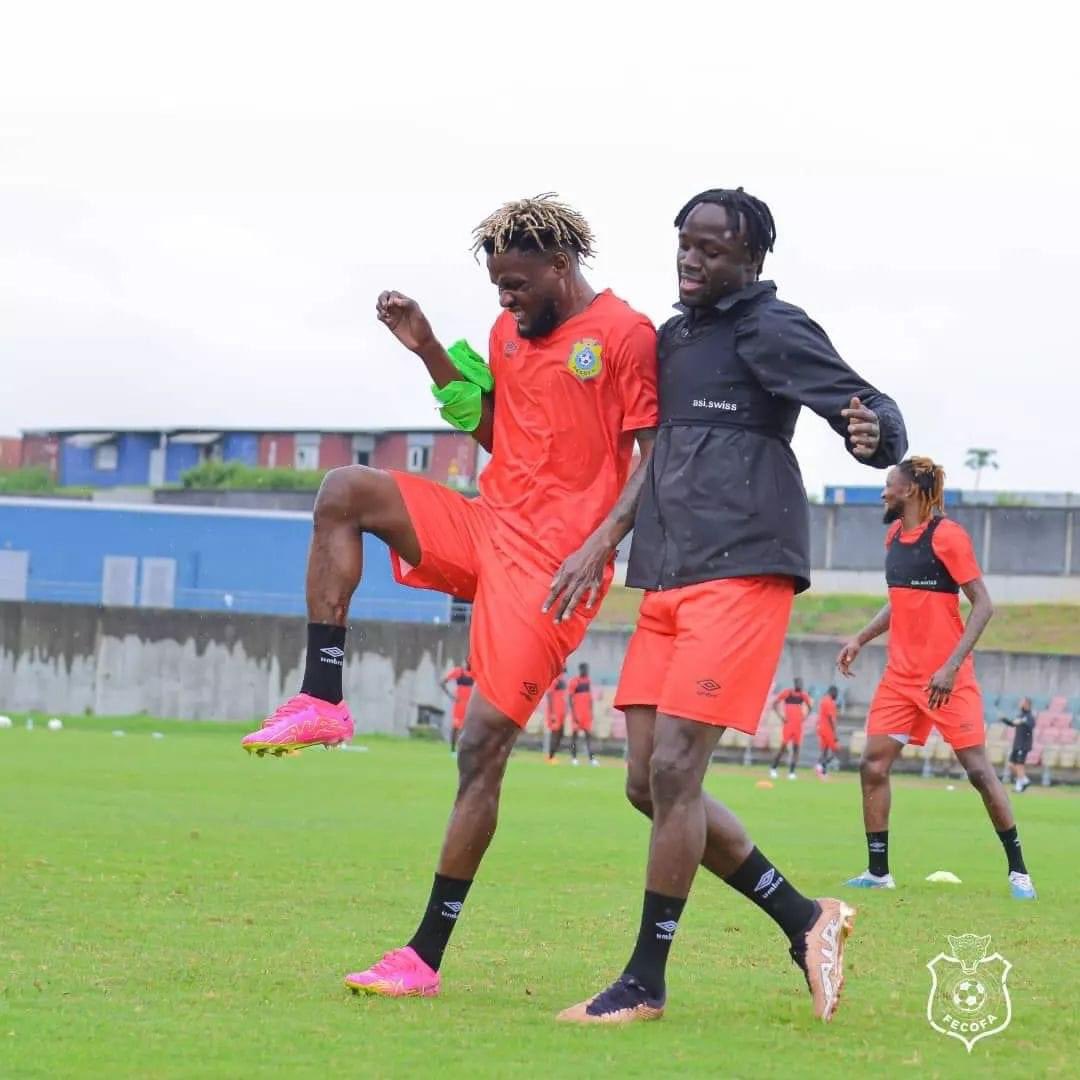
top-left (471, 193), bottom-right (596, 261)
top-left (899, 456), bottom-right (947, 522)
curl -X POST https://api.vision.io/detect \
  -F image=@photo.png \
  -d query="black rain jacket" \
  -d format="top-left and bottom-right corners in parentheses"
top-left (627, 281), bottom-right (908, 594)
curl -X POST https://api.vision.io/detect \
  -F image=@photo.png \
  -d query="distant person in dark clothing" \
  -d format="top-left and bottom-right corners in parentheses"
top-left (1001, 698), bottom-right (1035, 793)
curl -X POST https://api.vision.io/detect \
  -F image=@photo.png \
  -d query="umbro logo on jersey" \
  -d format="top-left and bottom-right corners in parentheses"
top-left (520, 681), bottom-right (540, 700)
top-left (655, 920), bottom-right (679, 940)
top-left (504, 340), bottom-right (519, 356)
top-left (319, 646), bottom-right (345, 666)
top-left (696, 678), bottom-right (722, 696)
top-left (442, 901), bottom-right (463, 920)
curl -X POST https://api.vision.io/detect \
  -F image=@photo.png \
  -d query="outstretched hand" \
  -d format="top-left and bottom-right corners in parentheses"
top-left (842, 396), bottom-right (880, 459)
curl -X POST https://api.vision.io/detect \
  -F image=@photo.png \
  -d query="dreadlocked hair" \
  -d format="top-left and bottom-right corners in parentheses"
top-left (471, 193), bottom-right (596, 261)
top-left (898, 456), bottom-right (947, 521)
top-left (673, 187), bottom-right (777, 269)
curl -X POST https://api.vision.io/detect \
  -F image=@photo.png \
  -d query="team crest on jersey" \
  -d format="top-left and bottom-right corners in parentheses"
top-left (567, 338), bottom-right (603, 380)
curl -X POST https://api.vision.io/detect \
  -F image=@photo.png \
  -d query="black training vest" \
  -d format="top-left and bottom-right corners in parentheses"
top-left (784, 692), bottom-right (804, 707)
top-left (885, 517), bottom-right (959, 594)
top-left (457, 673), bottom-right (475, 688)
top-left (658, 315), bottom-right (792, 434)
top-left (574, 678), bottom-right (591, 695)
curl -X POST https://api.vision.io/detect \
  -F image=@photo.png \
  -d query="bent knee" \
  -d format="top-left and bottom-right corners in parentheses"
top-left (314, 465), bottom-right (390, 528)
top-left (966, 765), bottom-right (996, 791)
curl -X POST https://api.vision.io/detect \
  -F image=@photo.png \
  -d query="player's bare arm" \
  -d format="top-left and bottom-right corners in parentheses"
top-left (837, 603), bottom-right (892, 676)
top-left (543, 429), bottom-right (656, 623)
top-left (926, 577), bottom-right (994, 709)
top-left (376, 290), bottom-right (494, 452)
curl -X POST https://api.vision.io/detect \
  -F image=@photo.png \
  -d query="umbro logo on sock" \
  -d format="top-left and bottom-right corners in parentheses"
top-left (319, 646), bottom-right (345, 666)
top-left (655, 919), bottom-right (678, 940)
top-left (442, 901), bottom-right (463, 920)
top-left (754, 869), bottom-right (783, 898)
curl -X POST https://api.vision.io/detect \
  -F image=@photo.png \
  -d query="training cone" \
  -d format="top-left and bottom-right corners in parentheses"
top-left (925, 870), bottom-right (962, 884)
top-left (755, 780), bottom-right (774, 789)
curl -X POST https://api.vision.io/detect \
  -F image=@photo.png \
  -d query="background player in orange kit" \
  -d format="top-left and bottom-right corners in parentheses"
top-left (545, 668), bottom-right (569, 763)
top-left (440, 659), bottom-right (475, 755)
top-left (283, 195), bottom-right (658, 999)
top-left (815, 686), bottom-right (840, 779)
top-left (838, 457), bottom-right (1036, 900)
top-left (568, 662), bottom-right (598, 766)
top-left (770, 679), bottom-right (813, 780)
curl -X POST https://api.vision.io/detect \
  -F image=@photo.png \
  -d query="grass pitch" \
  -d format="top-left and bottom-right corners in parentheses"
top-left (1, 717), bottom-right (1076, 1078)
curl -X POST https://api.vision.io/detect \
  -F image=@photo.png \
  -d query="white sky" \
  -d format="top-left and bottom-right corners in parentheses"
top-left (2, 0), bottom-right (1077, 495)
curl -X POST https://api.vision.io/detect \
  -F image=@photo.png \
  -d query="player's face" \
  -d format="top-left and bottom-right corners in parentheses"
top-left (487, 249), bottom-right (567, 339)
top-left (676, 203), bottom-right (758, 307)
top-left (881, 467), bottom-right (913, 523)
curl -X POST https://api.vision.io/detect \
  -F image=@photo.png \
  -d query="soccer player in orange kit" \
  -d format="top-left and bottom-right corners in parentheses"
top-left (545, 668), bottom-right (569, 763)
top-left (440, 659), bottom-right (475, 755)
top-left (568, 662), bottom-right (599, 766)
top-left (838, 457), bottom-right (1036, 900)
top-left (815, 686), bottom-right (840, 779)
top-left (770, 679), bottom-right (813, 780)
top-left (243, 195), bottom-right (661, 997)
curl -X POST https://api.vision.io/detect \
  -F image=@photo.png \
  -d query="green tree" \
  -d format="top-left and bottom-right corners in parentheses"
top-left (964, 448), bottom-right (999, 491)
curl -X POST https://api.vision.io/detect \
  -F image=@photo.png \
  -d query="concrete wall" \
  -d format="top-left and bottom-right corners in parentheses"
top-left (0, 601), bottom-right (471, 729)
top-left (5, 602), bottom-right (1079, 731)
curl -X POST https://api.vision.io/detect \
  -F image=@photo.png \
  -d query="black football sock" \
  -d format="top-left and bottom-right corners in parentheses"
top-left (570, 735), bottom-right (578, 759)
top-left (623, 890), bottom-right (687, 998)
top-left (406, 873), bottom-right (473, 972)
top-left (867, 831), bottom-right (889, 877)
top-left (299, 623), bottom-right (346, 702)
top-left (584, 732), bottom-right (595, 759)
top-left (996, 826), bottom-right (1028, 875)
top-left (724, 847), bottom-right (819, 940)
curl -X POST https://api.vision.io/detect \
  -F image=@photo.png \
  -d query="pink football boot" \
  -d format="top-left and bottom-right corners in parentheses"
top-left (241, 693), bottom-right (353, 756)
top-left (345, 947), bottom-right (440, 998)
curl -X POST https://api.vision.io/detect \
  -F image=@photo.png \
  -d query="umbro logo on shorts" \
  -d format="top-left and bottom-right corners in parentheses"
top-left (520, 681), bottom-right (540, 700)
top-left (696, 678), bottom-right (722, 696)
top-left (319, 646), bottom-right (345, 666)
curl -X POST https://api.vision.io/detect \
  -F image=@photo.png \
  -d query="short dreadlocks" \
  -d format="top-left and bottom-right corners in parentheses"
top-left (471, 193), bottom-right (596, 261)
top-left (673, 187), bottom-right (777, 269)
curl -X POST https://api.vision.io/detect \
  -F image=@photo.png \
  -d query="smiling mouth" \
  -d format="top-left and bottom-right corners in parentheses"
top-left (679, 275), bottom-right (705, 289)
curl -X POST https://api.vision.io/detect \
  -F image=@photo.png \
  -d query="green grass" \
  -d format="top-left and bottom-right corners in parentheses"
top-left (1, 719), bottom-right (1077, 1078)
top-left (597, 587), bottom-right (1080, 654)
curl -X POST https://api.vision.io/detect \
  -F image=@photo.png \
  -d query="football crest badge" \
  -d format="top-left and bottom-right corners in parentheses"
top-left (567, 338), bottom-right (603, 381)
top-left (926, 933), bottom-right (1012, 1052)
